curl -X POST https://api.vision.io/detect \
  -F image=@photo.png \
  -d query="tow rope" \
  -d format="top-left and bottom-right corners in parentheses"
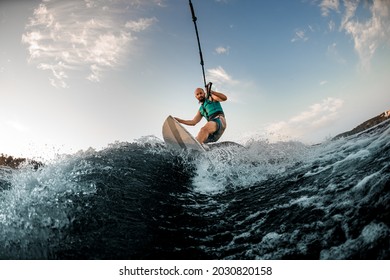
top-left (188, 0), bottom-right (212, 97)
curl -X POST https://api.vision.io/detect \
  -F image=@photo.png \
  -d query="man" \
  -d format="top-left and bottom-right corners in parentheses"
top-left (175, 85), bottom-right (227, 144)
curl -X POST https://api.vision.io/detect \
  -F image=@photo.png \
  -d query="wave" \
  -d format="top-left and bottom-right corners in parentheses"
top-left (0, 120), bottom-right (389, 259)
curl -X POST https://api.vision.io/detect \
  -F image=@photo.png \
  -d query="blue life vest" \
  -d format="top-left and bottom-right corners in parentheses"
top-left (199, 98), bottom-right (224, 121)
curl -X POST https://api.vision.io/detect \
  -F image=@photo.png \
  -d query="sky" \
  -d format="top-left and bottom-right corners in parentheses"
top-left (1, 0), bottom-right (389, 158)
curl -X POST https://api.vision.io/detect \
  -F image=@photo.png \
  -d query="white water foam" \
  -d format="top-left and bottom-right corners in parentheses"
top-left (191, 139), bottom-right (311, 194)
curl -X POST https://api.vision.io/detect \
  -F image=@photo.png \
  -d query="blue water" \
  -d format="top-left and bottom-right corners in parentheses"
top-left (1, 120), bottom-right (389, 259)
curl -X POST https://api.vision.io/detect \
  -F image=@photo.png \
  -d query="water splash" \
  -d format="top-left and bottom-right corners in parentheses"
top-left (191, 140), bottom-right (311, 194)
top-left (0, 154), bottom-right (97, 259)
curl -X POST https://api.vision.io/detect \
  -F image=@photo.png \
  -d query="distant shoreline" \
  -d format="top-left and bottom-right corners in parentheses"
top-left (333, 110), bottom-right (390, 140)
top-left (0, 154), bottom-right (43, 170)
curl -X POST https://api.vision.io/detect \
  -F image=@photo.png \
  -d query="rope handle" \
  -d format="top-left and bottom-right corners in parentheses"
top-left (206, 82), bottom-right (213, 99)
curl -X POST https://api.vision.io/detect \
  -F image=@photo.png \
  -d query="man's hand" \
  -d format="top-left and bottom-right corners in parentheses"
top-left (174, 111), bottom-right (202, 126)
top-left (205, 82), bottom-right (212, 95)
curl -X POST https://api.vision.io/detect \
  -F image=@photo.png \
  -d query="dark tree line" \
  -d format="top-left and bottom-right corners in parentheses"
top-left (0, 154), bottom-right (42, 169)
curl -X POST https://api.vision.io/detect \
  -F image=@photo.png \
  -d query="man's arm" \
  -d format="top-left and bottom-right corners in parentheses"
top-left (175, 110), bottom-right (202, 126)
top-left (209, 90), bottom-right (227, 102)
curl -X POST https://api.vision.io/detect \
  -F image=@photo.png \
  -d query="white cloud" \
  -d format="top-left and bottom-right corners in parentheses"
top-left (340, 0), bottom-right (358, 28)
top-left (207, 66), bottom-right (238, 86)
top-left (320, 80), bottom-right (328, 86)
top-left (215, 46), bottom-right (229, 55)
top-left (291, 29), bottom-right (309, 43)
top-left (320, 0), bottom-right (340, 16)
top-left (205, 66), bottom-right (255, 104)
top-left (85, 0), bottom-right (96, 8)
top-left (328, 20), bottom-right (336, 31)
top-left (341, 0), bottom-right (390, 70)
top-left (21, 1), bottom-right (160, 88)
top-left (320, 0), bottom-right (390, 70)
top-left (38, 61), bottom-right (69, 88)
top-left (266, 97), bottom-right (344, 141)
top-left (125, 17), bottom-right (158, 32)
top-left (29, 4), bottom-right (54, 27)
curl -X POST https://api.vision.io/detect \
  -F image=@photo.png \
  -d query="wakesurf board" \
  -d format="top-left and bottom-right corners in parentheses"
top-left (162, 115), bottom-right (206, 152)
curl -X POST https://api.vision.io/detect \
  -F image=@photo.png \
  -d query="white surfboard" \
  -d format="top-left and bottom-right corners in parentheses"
top-left (162, 115), bottom-right (206, 152)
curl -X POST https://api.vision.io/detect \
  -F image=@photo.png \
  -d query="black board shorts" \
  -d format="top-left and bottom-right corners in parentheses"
top-left (205, 116), bottom-right (226, 143)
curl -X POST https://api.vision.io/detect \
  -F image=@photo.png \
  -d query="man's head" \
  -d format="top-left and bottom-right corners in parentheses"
top-left (194, 88), bottom-right (206, 103)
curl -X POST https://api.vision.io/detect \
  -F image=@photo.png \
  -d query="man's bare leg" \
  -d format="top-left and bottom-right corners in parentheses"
top-left (196, 121), bottom-right (217, 144)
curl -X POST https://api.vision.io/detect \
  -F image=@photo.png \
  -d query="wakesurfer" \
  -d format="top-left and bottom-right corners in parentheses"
top-left (175, 84), bottom-right (227, 144)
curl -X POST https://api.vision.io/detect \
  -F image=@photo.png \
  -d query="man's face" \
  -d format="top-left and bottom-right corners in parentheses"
top-left (194, 88), bottom-right (205, 103)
